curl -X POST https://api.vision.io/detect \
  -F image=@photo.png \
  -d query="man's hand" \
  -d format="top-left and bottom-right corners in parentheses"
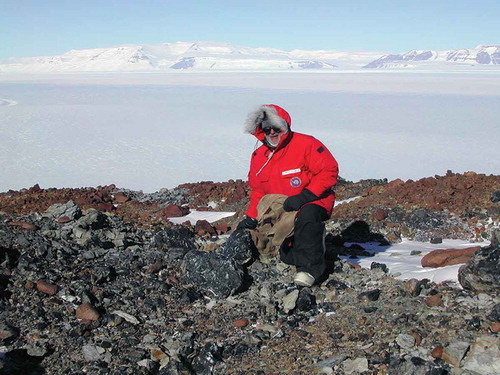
top-left (236, 216), bottom-right (258, 230)
top-left (283, 189), bottom-right (318, 212)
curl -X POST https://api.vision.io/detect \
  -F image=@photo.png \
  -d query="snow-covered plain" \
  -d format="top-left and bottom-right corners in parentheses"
top-left (1, 72), bottom-right (499, 193)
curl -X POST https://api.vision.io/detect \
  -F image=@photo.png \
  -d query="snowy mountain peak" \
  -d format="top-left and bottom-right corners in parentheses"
top-left (364, 45), bottom-right (500, 69)
top-left (0, 41), bottom-right (499, 73)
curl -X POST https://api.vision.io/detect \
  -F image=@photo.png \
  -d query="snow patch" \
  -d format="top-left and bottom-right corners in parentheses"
top-left (344, 238), bottom-right (490, 285)
top-left (168, 210), bottom-right (235, 225)
top-left (334, 196), bottom-right (361, 207)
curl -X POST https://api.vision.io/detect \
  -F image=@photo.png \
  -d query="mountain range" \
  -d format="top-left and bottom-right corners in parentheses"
top-left (0, 41), bottom-right (499, 73)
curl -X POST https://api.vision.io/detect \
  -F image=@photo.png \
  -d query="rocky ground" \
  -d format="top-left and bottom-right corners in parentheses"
top-left (0, 172), bottom-right (499, 374)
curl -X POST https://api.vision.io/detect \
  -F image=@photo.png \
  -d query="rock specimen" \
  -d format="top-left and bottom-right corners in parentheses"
top-left (182, 250), bottom-right (244, 298)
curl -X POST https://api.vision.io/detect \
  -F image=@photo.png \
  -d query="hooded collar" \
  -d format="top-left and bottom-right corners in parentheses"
top-left (244, 104), bottom-right (292, 150)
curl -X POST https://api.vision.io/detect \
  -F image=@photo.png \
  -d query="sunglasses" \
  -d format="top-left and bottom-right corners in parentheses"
top-left (262, 127), bottom-right (282, 135)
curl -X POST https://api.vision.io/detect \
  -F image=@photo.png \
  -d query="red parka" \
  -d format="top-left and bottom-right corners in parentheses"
top-left (245, 104), bottom-right (339, 219)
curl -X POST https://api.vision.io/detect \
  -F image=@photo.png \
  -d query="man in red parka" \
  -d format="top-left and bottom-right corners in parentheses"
top-left (238, 104), bottom-right (339, 287)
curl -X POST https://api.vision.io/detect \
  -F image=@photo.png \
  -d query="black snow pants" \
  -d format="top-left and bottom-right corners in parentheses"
top-left (279, 203), bottom-right (328, 280)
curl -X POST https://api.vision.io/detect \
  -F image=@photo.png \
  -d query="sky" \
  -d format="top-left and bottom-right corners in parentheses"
top-left (0, 0), bottom-right (499, 59)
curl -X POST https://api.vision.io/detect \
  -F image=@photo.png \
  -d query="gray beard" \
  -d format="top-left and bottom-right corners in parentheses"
top-left (265, 135), bottom-right (279, 147)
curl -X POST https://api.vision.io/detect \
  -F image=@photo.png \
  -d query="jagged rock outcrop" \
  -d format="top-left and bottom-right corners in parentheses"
top-left (458, 229), bottom-right (500, 294)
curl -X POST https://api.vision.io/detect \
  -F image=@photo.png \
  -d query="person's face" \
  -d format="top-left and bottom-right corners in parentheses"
top-left (263, 126), bottom-right (284, 147)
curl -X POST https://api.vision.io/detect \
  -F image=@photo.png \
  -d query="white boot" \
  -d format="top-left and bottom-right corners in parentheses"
top-left (294, 272), bottom-right (315, 287)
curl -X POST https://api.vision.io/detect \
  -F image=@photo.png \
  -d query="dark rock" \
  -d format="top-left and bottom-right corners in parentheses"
top-left (488, 303), bottom-right (500, 323)
top-left (44, 200), bottom-right (82, 221)
top-left (90, 266), bottom-right (117, 284)
top-left (296, 288), bottom-right (316, 311)
top-left (358, 289), bottom-right (381, 301)
top-left (388, 357), bottom-right (451, 375)
top-left (76, 209), bottom-right (108, 230)
top-left (165, 247), bottom-right (190, 261)
top-left (430, 237), bottom-right (443, 244)
top-left (220, 229), bottom-right (257, 266)
top-left (409, 209), bottom-right (444, 231)
top-left (466, 316), bottom-right (481, 330)
top-left (178, 287), bottom-right (203, 304)
top-left (0, 349), bottom-right (45, 375)
top-left (157, 360), bottom-right (193, 374)
top-left (221, 342), bottom-right (258, 359)
top-left (492, 190), bottom-right (500, 203)
top-left (326, 278), bottom-right (349, 290)
top-left (458, 240), bottom-right (500, 294)
top-left (191, 342), bottom-right (222, 375)
top-left (490, 228), bottom-right (500, 247)
top-left (0, 246), bottom-right (20, 269)
top-left (411, 279), bottom-right (430, 297)
top-left (183, 250), bottom-right (244, 298)
top-left (371, 262), bottom-right (389, 273)
top-left (150, 227), bottom-right (195, 251)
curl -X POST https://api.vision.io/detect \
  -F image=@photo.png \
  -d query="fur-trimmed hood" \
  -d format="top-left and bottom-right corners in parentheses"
top-left (244, 104), bottom-right (291, 138)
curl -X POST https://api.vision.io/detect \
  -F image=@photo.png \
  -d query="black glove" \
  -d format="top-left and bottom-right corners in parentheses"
top-left (283, 189), bottom-right (318, 212)
top-left (236, 216), bottom-right (258, 230)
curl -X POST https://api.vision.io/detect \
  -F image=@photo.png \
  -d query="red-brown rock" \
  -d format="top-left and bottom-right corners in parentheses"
top-left (162, 204), bottom-right (189, 218)
top-left (490, 322), bottom-right (500, 333)
top-left (25, 280), bottom-right (34, 289)
top-left (195, 219), bottom-right (215, 235)
top-left (76, 302), bottom-right (100, 321)
top-left (147, 262), bottom-right (163, 274)
top-left (215, 222), bottom-right (230, 235)
top-left (387, 178), bottom-right (405, 188)
top-left (0, 325), bottom-right (17, 340)
top-left (431, 345), bottom-right (443, 359)
top-left (56, 216), bottom-right (72, 223)
top-left (421, 246), bottom-right (480, 268)
top-left (410, 332), bottom-right (422, 346)
top-left (113, 192), bottom-right (130, 203)
top-left (233, 319), bottom-right (249, 328)
top-left (96, 202), bottom-right (114, 212)
top-left (8, 221), bottom-right (37, 230)
top-left (36, 280), bottom-right (58, 296)
top-left (374, 208), bottom-right (388, 221)
top-left (425, 293), bottom-right (443, 307)
top-left (28, 184), bottom-right (41, 193)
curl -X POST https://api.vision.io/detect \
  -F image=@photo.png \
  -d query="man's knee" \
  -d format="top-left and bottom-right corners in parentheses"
top-left (296, 204), bottom-right (327, 224)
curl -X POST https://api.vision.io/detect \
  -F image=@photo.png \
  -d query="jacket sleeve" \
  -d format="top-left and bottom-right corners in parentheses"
top-left (304, 139), bottom-right (339, 197)
top-left (245, 155), bottom-right (265, 219)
